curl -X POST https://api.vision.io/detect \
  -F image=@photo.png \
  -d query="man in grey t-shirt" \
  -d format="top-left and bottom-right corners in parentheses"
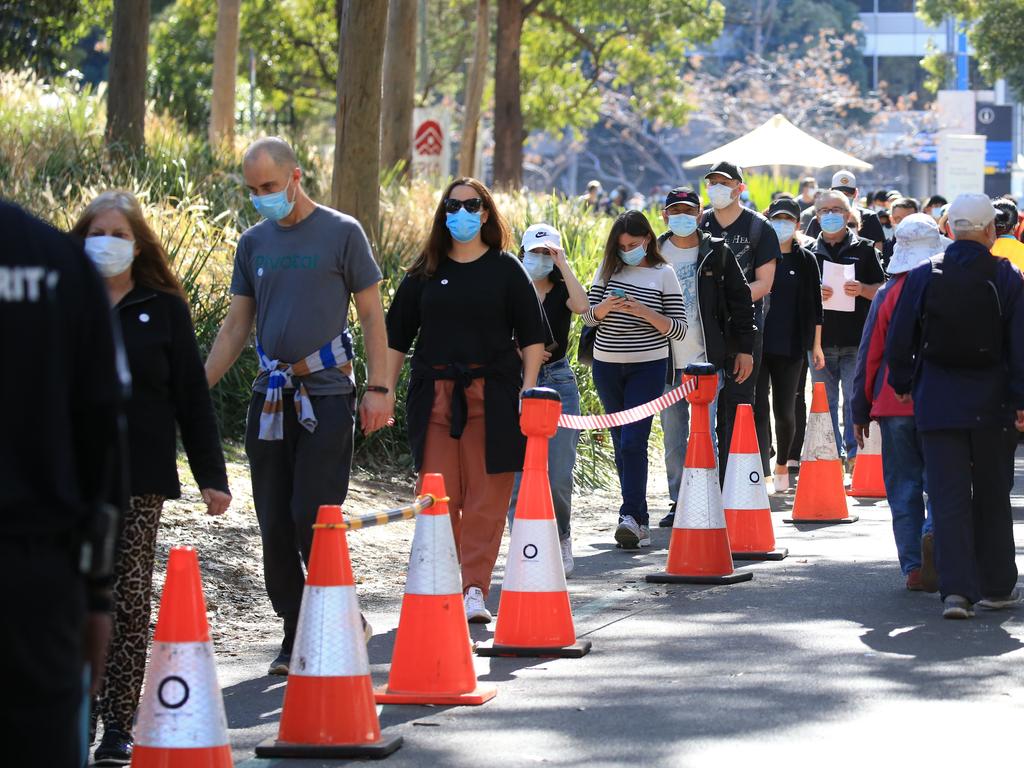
top-left (206, 137), bottom-right (393, 674)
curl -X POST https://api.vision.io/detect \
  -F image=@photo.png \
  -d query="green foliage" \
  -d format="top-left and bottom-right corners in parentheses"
top-left (744, 173), bottom-right (800, 212)
top-left (520, 1), bottom-right (726, 138)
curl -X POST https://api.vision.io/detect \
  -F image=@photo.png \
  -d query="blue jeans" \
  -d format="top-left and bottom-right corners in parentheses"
top-left (661, 369), bottom-right (722, 505)
top-left (592, 357), bottom-right (668, 526)
top-left (810, 345), bottom-right (858, 461)
top-left (508, 359), bottom-right (580, 540)
top-left (878, 416), bottom-right (933, 575)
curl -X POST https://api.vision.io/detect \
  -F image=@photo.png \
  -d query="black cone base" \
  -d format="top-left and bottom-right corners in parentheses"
top-left (733, 548), bottom-right (789, 561)
top-left (255, 733), bottom-right (403, 759)
top-left (783, 515), bottom-right (859, 525)
top-left (476, 639), bottom-right (592, 658)
top-left (646, 571), bottom-right (753, 585)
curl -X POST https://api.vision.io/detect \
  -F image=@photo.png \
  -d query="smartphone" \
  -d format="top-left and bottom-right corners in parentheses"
top-left (610, 288), bottom-right (628, 299)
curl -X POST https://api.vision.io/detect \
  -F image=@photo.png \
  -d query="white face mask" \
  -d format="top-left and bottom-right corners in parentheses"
top-left (706, 184), bottom-right (736, 210)
top-left (85, 235), bottom-right (136, 277)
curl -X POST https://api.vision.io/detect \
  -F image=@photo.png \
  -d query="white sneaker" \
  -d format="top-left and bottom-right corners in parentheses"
top-left (615, 516), bottom-right (651, 549)
top-left (773, 471), bottom-right (789, 493)
top-left (464, 586), bottom-right (492, 623)
top-left (560, 537), bottom-right (575, 577)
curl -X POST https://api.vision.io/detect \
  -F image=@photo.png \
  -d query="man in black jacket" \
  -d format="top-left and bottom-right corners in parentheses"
top-left (0, 201), bottom-right (126, 766)
top-left (657, 186), bottom-right (756, 525)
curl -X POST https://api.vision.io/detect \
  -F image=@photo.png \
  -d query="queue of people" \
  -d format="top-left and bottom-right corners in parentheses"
top-left (9, 138), bottom-right (1024, 766)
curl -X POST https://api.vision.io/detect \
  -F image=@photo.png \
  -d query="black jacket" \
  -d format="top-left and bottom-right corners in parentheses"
top-left (116, 286), bottom-right (228, 498)
top-left (659, 230), bottom-right (756, 368)
top-left (781, 242), bottom-right (825, 352)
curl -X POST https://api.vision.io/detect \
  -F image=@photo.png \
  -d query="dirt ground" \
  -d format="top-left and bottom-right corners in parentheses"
top-left (157, 441), bottom-right (642, 655)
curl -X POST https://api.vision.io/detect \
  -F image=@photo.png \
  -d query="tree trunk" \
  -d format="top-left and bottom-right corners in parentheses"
top-left (333, 0), bottom-right (389, 244)
top-left (106, 0), bottom-right (150, 155)
top-left (380, 0), bottom-right (417, 177)
top-left (493, 0), bottom-right (524, 189)
top-left (458, 0), bottom-right (489, 179)
top-left (209, 0), bottom-right (241, 149)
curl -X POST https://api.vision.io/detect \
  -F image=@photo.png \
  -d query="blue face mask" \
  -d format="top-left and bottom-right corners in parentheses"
top-left (770, 220), bottom-right (796, 242)
top-left (668, 213), bottom-right (698, 237)
top-left (251, 180), bottom-right (296, 222)
top-left (819, 212), bottom-right (847, 234)
top-left (619, 243), bottom-right (647, 266)
top-left (446, 209), bottom-right (483, 243)
top-left (522, 252), bottom-right (554, 280)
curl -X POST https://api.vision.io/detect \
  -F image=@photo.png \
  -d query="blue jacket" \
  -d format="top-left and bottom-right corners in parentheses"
top-left (885, 239), bottom-right (1024, 431)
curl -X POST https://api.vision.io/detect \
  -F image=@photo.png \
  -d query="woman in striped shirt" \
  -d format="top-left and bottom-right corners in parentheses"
top-left (584, 210), bottom-right (687, 548)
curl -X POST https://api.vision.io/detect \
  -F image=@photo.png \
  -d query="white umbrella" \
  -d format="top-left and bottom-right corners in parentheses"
top-left (683, 113), bottom-right (873, 171)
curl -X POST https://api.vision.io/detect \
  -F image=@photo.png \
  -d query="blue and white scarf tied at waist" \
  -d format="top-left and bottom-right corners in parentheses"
top-left (256, 331), bottom-right (354, 440)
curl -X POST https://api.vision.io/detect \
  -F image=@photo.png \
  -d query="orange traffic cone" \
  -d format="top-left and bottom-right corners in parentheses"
top-left (256, 506), bottom-right (402, 759)
top-left (648, 363), bottom-right (753, 585)
top-left (785, 382), bottom-right (859, 524)
top-left (131, 546), bottom-right (233, 767)
top-left (847, 420), bottom-right (886, 498)
top-left (374, 473), bottom-right (497, 705)
top-left (477, 388), bottom-right (591, 658)
top-left (723, 404), bottom-right (788, 561)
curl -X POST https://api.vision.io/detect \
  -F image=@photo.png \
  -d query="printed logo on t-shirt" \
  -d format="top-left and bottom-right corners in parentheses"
top-left (252, 253), bottom-right (321, 271)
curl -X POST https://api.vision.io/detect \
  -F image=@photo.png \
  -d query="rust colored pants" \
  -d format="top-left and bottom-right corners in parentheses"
top-left (419, 379), bottom-right (514, 596)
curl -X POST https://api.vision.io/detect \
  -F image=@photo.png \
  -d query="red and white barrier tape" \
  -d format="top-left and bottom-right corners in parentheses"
top-left (557, 377), bottom-right (697, 430)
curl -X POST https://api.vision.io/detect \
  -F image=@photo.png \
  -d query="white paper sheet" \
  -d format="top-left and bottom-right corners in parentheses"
top-left (822, 261), bottom-right (856, 312)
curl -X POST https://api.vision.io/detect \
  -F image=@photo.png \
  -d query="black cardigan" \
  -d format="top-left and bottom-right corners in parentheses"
top-left (115, 286), bottom-right (228, 498)
top-left (788, 242), bottom-right (826, 352)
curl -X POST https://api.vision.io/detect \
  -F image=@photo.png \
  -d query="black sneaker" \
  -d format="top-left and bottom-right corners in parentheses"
top-left (269, 623), bottom-right (296, 676)
top-left (658, 503), bottom-right (676, 528)
top-left (94, 728), bottom-right (132, 766)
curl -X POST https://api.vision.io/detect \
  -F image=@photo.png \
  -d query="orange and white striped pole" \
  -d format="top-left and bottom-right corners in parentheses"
top-left (131, 547), bottom-right (233, 767)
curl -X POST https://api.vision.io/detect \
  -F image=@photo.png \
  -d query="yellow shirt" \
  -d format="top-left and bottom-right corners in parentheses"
top-left (992, 236), bottom-right (1024, 272)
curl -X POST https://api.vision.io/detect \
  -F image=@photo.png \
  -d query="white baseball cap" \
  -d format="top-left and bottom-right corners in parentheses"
top-left (890, 213), bottom-right (948, 274)
top-left (945, 193), bottom-right (997, 231)
top-left (521, 223), bottom-right (562, 252)
top-left (830, 169), bottom-right (857, 191)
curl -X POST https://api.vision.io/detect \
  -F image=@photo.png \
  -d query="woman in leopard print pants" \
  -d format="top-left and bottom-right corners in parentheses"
top-left (73, 192), bottom-right (231, 766)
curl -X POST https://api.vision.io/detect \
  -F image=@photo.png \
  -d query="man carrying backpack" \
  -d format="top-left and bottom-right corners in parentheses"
top-left (657, 187), bottom-right (756, 525)
top-left (887, 193), bottom-right (1024, 620)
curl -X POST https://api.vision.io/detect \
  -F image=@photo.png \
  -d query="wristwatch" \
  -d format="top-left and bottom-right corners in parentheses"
top-left (365, 385), bottom-right (390, 394)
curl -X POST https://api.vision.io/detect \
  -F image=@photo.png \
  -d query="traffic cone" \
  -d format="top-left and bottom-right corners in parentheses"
top-left (256, 505), bottom-right (402, 759)
top-left (847, 420), bottom-right (886, 498)
top-left (131, 546), bottom-right (233, 767)
top-left (785, 382), bottom-right (859, 524)
top-left (374, 473), bottom-right (497, 705)
top-left (477, 388), bottom-right (592, 658)
top-left (723, 404), bottom-right (788, 561)
top-left (648, 364), bottom-right (753, 585)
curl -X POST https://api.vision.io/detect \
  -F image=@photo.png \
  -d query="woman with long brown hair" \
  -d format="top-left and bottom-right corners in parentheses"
top-left (71, 190), bottom-right (230, 766)
top-left (385, 178), bottom-right (545, 622)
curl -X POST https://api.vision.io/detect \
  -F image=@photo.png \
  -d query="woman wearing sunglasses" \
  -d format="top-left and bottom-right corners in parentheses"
top-left (507, 223), bottom-right (590, 576)
top-left (386, 178), bottom-right (545, 622)
top-left (584, 210), bottom-right (687, 549)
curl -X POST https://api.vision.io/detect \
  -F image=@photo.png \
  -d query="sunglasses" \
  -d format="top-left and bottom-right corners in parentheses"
top-left (444, 197), bottom-right (484, 214)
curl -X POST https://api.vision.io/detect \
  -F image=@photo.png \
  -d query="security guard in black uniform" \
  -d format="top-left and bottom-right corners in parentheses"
top-left (0, 201), bottom-right (125, 766)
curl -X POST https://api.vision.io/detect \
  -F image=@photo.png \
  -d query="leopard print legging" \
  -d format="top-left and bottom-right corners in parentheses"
top-left (95, 494), bottom-right (165, 734)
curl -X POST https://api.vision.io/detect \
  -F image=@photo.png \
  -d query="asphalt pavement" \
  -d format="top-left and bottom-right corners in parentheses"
top-left (220, 453), bottom-right (1024, 768)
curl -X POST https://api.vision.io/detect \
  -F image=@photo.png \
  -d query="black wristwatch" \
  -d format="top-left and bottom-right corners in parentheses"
top-left (365, 385), bottom-right (390, 394)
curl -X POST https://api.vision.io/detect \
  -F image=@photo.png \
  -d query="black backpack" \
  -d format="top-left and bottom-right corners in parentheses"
top-left (921, 254), bottom-right (1003, 368)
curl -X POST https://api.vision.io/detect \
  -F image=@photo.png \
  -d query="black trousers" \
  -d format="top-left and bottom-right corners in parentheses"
top-left (754, 353), bottom-right (805, 475)
top-left (246, 391), bottom-right (356, 629)
top-left (920, 426), bottom-right (1019, 603)
top-left (0, 534), bottom-right (86, 767)
top-left (717, 331), bottom-right (763, 479)
top-left (788, 357), bottom-right (809, 463)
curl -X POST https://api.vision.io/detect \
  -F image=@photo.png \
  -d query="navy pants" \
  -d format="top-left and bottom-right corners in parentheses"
top-left (920, 426), bottom-right (1018, 603)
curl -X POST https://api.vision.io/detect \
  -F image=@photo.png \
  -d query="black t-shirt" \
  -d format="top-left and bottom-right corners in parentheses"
top-left (812, 232), bottom-right (885, 348)
top-left (386, 248), bottom-right (546, 364)
top-left (540, 279), bottom-right (572, 364)
top-left (805, 206), bottom-right (885, 244)
top-left (700, 207), bottom-right (780, 325)
top-left (763, 249), bottom-right (802, 358)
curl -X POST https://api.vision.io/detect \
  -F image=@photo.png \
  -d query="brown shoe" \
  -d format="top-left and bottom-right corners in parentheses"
top-left (906, 568), bottom-right (924, 591)
top-left (920, 532), bottom-right (939, 593)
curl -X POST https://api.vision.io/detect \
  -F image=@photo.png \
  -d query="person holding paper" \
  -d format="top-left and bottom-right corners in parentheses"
top-left (809, 190), bottom-right (884, 469)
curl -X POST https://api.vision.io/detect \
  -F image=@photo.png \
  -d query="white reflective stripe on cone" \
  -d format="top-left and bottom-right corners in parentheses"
top-left (290, 584), bottom-right (369, 678)
top-left (862, 421), bottom-right (882, 455)
top-left (801, 411), bottom-right (839, 462)
top-left (502, 517), bottom-right (566, 593)
top-left (723, 452), bottom-right (770, 510)
top-left (134, 641), bottom-right (229, 749)
top-left (674, 466), bottom-right (727, 530)
top-left (404, 512), bottom-right (463, 596)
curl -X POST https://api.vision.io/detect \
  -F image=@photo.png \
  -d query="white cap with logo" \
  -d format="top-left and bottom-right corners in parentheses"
top-left (521, 223), bottom-right (562, 252)
top-left (830, 169), bottom-right (857, 190)
top-left (945, 193), bottom-right (997, 231)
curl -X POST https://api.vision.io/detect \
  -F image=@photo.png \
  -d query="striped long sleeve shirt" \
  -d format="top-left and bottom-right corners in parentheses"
top-left (583, 263), bottom-right (687, 363)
